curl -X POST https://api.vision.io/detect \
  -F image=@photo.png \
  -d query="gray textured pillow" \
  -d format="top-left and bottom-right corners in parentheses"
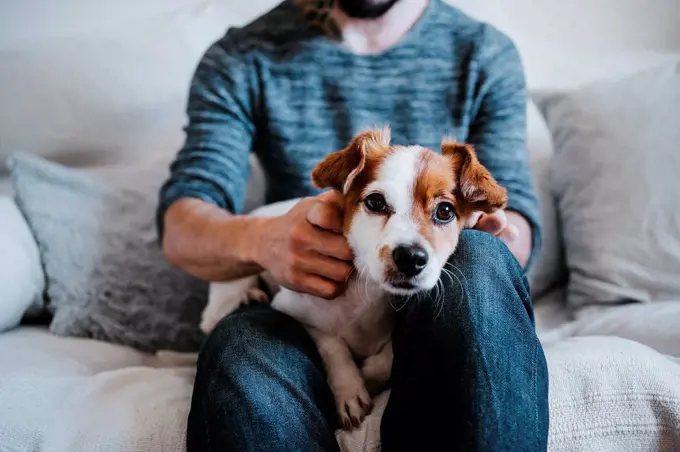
top-left (540, 62), bottom-right (680, 314)
top-left (8, 153), bottom-right (208, 352)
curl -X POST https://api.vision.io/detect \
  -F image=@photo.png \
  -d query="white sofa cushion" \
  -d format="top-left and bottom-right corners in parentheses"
top-left (526, 99), bottom-right (564, 298)
top-left (0, 0), bottom-right (274, 170)
top-left (0, 327), bottom-right (193, 452)
top-left (2, 327), bottom-right (680, 451)
top-left (539, 301), bottom-right (680, 359)
top-left (0, 196), bottom-right (44, 332)
top-left (541, 61), bottom-right (680, 312)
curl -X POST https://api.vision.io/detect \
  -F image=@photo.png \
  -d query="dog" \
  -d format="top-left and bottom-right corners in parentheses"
top-left (200, 127), bottom-right (508, 429)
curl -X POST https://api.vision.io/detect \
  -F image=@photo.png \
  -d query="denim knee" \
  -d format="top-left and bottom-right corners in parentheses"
top-left (448, 230), bottom-right (530, 305)
top-left (451, 229), bottom-right (525, 281)
top-left (196, 305), bottom-right (308, 386)
top-left (407, 230), bottom-right (533, 334)
top-left (188, 305), bottom-right (341, 452)
top-left (197, 307), bottom-right (259, 374)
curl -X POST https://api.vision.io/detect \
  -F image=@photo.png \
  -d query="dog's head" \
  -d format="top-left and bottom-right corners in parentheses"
top-left (312, 127), bottom-right (508, 296)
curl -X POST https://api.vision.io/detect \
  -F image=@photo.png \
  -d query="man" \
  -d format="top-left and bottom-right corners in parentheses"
top-left (157, 0), bottom-right (549, 450)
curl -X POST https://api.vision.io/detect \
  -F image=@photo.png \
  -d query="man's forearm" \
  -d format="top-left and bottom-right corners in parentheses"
top-left (161, 198), bottom-right (267, 282)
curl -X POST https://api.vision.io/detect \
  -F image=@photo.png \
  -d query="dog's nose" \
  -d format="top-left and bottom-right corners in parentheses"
top-left (392, 245), bottom-right (429, 277)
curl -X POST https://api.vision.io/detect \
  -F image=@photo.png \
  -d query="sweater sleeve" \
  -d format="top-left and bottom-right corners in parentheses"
top-left (467, 26), bottom-right (542, 272)
top-left (156, 36), bottom-right (258, 244)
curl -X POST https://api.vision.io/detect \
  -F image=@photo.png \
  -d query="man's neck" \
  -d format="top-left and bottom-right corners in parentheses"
top-left (331, 0), bottom-right (429, 55)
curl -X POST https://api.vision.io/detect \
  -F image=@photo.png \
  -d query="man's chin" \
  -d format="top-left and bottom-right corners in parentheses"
top-left (336, 0), bottom-right (400, 19)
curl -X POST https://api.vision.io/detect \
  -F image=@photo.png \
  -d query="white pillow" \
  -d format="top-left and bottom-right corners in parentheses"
top-left (0, 197), bottom-right (44, 332)
top-left (0, 0), bottom-right (275, 170)
top-left (540, 62), bottom-right (680, 313)
top-left (526, 99), bottom-right (564, 298)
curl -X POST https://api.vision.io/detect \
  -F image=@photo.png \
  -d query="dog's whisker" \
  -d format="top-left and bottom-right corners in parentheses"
top-left (444, 262), bottom-right (469, 294)
top-left (429, 277), bottom-right (441, 319)
top-left (388, 296), bottom-right (408, 312)
top-left (445, 263), bottom-right (467, 300)
top-left (361, 270), bottom-right (371, 304)
top-left (441, 267), bottom-right (456, 289)
top-left (441, 266), bottom-right (465, 314)
top-left (434, 277), bottom-right (445, 320)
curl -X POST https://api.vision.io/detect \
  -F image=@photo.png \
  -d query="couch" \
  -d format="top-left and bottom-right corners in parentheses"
top-left (1, 0), bottom-right (680, 451)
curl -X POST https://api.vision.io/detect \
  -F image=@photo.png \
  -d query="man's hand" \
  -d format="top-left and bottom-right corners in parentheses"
top-left (473, 210), bottom-right (532, 268)
top-left (253, 191), bottom-right (354, 300)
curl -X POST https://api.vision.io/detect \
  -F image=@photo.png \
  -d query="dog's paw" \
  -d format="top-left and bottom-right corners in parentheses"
top-left (336, 383), bottom-right (373, 430)
top-left (199, 312), bottom-right (223, 335)
top-left (244, 288), bottom-right (270, 304)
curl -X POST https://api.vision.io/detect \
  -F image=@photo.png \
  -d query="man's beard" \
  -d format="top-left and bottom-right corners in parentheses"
top-left (336, 0), bottom-right (401, 19)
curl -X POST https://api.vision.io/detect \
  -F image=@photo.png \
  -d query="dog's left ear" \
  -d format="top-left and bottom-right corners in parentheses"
top-left (441, 139), bottom-right (508, 213)
top-left (312, 126), bottom-right (391, 194)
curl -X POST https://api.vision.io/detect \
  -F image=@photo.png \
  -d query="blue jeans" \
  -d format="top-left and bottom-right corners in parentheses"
top-left (186, 231), bottom-right (549, 451)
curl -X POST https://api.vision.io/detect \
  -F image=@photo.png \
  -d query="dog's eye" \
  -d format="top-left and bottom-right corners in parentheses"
top-left (364, 193), bottom-right (387, 213)
top-left (433, 202), bottom-right (456, 224)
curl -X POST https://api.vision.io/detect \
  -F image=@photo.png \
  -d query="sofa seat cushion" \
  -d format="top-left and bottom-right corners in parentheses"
top-left (0, 327), bottom-right (194, 452)
top-left (2, 327), bottom-right (680, 451)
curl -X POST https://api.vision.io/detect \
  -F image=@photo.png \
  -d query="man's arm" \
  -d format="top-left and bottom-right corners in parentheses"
top-left (158, 37), bottom-right (353, 297)
top-left (156, 37), bottom-right (262, 281)
top-left (162, 199), bottom-right (267, 281)
top-left (467, 26), bottom-right (541, 270)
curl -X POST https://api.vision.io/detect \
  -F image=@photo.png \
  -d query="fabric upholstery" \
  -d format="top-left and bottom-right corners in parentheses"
top-left (1, 327), bottom-right (680, 451)
top-left (541, 61), bottom-right (680, 312)
top-left (8, 153), bottom-right (208, 353)
top-left (0, 197), bottom-right (44, 332)
top-left (526, 99), bottom-right (564, 298)
top-left (0, 0), bottom-right (273, 171)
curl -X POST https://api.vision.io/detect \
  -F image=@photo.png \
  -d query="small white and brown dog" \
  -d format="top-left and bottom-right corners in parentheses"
top-left (201, 127), bottom-right (507, 430)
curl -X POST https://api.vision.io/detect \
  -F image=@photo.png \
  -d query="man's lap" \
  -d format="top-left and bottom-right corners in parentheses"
top-left (187, 231), bottom-right (548, 451)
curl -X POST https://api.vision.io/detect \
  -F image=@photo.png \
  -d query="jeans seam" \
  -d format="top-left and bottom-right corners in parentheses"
top-left (201, 368), bottom-right (214, 451)
top-left (533, 341), bottom-right (540, 451)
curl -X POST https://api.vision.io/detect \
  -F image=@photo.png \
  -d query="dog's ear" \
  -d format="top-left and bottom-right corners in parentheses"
top-left (441, 139), bottom-right (508, 213)
top-left (312, 126), bottom-right (391, 194)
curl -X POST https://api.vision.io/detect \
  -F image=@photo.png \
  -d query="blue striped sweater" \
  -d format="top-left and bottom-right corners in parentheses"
top-left (157, 0), bottom-right (542, 269)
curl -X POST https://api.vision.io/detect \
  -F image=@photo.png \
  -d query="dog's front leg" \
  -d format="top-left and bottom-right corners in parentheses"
top-left (307, 327), bottom-right (373, 430)
top-left (202, 275), bottom-right (266, 333)
top-left (360, 339), bottom-right (393, 396)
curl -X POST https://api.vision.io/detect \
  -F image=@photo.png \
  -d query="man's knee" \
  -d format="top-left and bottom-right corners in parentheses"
top-left (450, 229), bottom-right (524, 282)
top-left (200, 306), bottom-right (262, 362)
top-left (406, 230), bottom-right (531, 332)
top-left (196, 305), bottom-right (306, 384)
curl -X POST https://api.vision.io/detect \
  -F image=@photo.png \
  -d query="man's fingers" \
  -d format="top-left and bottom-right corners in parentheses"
top-left (307, 201), bottom-right (344, 233)
top-left (298, 252), bottom-right (353, 283)
top-left (497, 224), bottom-right (519, 244)
top-left (474, 210), bottom-right (508, 235)
top-left (474, 214), bottom-right (503, 234)
top-left (307, 227), bottom-right (354, 261)
top-left (296, 274), bottom-right (345, 300)
top-left (316, 190), bottom-right (345, 207)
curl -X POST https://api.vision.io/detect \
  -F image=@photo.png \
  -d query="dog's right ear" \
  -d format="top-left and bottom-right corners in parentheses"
top-left (441, 139), bottom-right (508, 213)
top-left (312, 126), bottom-right (391, 194)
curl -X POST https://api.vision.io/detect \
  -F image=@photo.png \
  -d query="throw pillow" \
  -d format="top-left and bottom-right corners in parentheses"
top-left (8, 154), bottom-right (208, 352)
top-left (540, 62), bottom-right (680, 314)
top-left (526, 99), bottom-right (565, 298)
top-left (0, 197), bottom-right (45, 332)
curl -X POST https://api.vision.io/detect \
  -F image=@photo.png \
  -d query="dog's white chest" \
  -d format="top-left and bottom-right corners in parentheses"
top-left (271, 281), bottom-right (393, 359)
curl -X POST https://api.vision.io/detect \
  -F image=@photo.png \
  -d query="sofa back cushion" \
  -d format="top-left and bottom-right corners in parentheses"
top-left (541, 62), bottom-right (680, 313)
top-left (0, 0), bottom-right (274, 171)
